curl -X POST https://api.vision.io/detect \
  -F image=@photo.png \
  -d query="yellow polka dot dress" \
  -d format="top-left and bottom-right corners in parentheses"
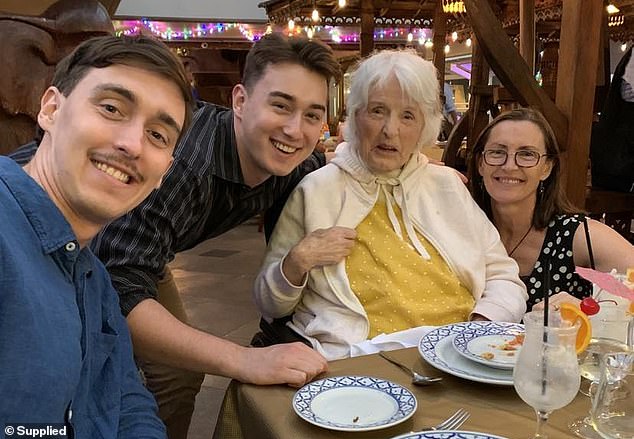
top-left (346, 195), bottom-right (474, 338)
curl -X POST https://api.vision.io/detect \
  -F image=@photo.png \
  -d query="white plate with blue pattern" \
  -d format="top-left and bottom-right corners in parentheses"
top-left (391, 430), bottom-right (509, 439)
top-left (292, 375), bottom-right (417, 431)
top-left (452, 322), bottom-right (525, 370)
top-left (418, 322), bottom-right (514, 385)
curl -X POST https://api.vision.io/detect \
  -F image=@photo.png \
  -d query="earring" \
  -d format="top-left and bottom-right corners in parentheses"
top-left (538, 181), bottom-right (545, 196)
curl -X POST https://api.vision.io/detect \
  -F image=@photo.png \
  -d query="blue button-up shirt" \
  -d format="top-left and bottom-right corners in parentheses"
top-left (0, 157), bottom-right (166, 438)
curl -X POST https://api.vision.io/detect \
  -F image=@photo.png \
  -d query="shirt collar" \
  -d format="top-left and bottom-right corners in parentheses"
top-left (0, 156), bottom-right (78, 255)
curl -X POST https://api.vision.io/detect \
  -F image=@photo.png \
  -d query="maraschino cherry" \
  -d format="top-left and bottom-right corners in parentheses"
top-left (580, 297), bottom-right (600, 316)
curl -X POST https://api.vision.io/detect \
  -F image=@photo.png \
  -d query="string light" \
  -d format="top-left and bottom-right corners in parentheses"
top-left (113, 21), bottom-right (442, 46)
top-left (312, 8), bottom-right (320, 22)
top-left (338, 0), bottom-right (346, 7)
top-left (451, 31), bottom-right (458, 42)
top-left (424, 39), bottom-right (433, 49)
top-left (307, 27), bottom-right (314, 39)
top-left (466, 37), bottom-right (472, 47)
top-left (621, 43), bottom-right (628, 51)
top-left (444, 44), bottom-right (450, 54)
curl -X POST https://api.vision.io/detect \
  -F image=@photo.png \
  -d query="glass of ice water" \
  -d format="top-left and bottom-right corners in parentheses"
top-left (514, 309), bottom-right (581, 439)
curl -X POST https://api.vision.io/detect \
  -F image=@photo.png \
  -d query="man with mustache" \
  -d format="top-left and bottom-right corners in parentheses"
top-left (0, 34), bottom-right (194, 438)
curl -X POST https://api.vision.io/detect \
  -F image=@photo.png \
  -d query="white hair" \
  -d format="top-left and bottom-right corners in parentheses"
top-left (344, 49), bottom-right (442, 151)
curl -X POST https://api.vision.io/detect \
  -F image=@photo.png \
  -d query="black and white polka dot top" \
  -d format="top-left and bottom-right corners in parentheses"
top-left (521, 214), bottom-right (593, 310)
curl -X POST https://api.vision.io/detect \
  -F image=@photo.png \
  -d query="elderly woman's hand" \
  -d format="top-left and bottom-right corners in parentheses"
top-left (532, 292), bottom-right (582, 311)
top-left (282, 227), bottom-right (357, 286)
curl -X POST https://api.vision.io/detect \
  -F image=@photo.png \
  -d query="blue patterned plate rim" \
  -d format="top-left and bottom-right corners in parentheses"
top-left (452, 322), bottom-right (525, 370)
top-left (390, 430), bottom-right (510, 439)
top-left (292, 375), bottom-right (417, 432)
top-left (418, 322), bottom-right (515, 385)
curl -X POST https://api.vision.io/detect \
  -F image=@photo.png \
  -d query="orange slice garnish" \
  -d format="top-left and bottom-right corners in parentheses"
top-left (559, 303), bottom-right (592, 354)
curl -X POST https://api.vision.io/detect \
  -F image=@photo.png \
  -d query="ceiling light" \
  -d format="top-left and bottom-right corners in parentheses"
top-left (607, 4), bottom-right (620, 14)
top-left (288, 19), bottom-right (295, 30)
top-left (312, 8), bottom-right (319, 22)
top-left (338, 0), bottom-right (346, 7)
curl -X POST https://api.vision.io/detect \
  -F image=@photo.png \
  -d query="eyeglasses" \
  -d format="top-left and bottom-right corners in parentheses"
top-left (482, 149), bottom-right (549, 168)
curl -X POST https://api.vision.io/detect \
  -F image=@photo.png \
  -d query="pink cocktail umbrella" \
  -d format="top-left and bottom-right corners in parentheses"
top-left (575, 267), bottom-right (634, 302)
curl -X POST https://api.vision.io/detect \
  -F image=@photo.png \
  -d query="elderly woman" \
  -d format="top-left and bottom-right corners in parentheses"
top-left (467, 108), bottom-right (634, 311)
top-left (254, 50), bottom-right (527, 360)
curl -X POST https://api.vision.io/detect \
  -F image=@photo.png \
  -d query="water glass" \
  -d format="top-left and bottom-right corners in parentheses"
top-left (590, 351), bottom-right (634, 438)
top-left (514, 310), bottom-right (581, 438)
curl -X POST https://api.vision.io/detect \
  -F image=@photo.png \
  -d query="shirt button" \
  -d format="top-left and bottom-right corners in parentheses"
top-left (65, 242), bottom-right (77, 252)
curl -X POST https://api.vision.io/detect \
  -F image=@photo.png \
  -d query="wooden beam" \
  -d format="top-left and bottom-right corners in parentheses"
top-left (519, 0), bottom-right (535, 74)
top-left (555, 0), bottom-right (603, 207)
top-left (432, 1), bottom-right (446, 84)
top-left (462, 0), bottom-right (568, 149)
top-left (360, 0), bottom-right (374, 57)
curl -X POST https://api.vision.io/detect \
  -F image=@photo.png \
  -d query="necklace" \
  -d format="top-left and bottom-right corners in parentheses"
top-left (507, 225), bottom-right (533, 257)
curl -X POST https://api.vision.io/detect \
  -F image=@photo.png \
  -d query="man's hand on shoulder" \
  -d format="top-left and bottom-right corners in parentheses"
top-left (425, 156), bottom-right (468, 185)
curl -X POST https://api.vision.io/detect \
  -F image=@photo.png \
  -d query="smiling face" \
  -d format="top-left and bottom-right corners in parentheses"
top-left (232, 62), bottom-right (328, 187)
top-left (32, 64), bottom-right (185, 231)
top-left (478, 120), bottom-right (553, 208)
top-left (355, 75), bottom-right (425, 175)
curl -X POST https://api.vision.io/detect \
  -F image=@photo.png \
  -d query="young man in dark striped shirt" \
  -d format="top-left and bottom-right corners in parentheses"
top-left (84, 33), bottom-right (338, 438)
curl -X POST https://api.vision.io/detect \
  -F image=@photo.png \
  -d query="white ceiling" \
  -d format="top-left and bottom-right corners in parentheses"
top-left (115, 0), bottom-right (267, 20)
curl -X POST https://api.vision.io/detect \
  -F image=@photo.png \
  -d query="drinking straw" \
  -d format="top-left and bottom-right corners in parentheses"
top-left (541, 259), bottom-right (551, 395)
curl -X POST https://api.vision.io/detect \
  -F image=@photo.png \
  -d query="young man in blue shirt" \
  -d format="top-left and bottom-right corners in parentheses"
top-left (0, 35), bottom-right (195, 438)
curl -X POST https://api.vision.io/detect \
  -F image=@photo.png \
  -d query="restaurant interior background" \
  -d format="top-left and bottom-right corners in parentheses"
top-left (3, 0), bottom-right (631, 135)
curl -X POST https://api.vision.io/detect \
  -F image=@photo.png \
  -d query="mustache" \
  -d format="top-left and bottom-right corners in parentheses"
top-left (90, 152), bottom-right (144, 183)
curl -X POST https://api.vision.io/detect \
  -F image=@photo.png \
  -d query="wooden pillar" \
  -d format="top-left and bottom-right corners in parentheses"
top-left (360, 0), bottom-right (374, 57)
top-left (467, 37), bottom-right (492, 151)
top-left (555, 0), bottom-right (603, 207)
top-left (433, 2), bottom-right (447, 87)
top-left (519, 0), bottom-right (535, 75)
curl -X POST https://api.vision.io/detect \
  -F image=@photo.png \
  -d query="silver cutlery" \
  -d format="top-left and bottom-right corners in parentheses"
top-left (429, 408), bottom-right (470, 430)
top-left (378, 351), bottom-right (443, 386)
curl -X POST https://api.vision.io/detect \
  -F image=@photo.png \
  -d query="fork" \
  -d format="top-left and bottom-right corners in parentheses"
top-left (430, 408), bottom-right (470, 431)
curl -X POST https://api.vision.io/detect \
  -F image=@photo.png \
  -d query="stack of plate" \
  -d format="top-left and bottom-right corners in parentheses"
top-left (418, 321), bottom-right (525, 386)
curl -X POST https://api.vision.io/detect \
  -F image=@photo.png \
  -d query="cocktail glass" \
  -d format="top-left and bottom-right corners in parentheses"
top-left (514, 309), bottom-right (581, 438)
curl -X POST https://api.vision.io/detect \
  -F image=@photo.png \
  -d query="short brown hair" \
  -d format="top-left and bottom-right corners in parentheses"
top-left (52, 35), bottom-right (195, 137)
top-left (242, 33), bottom-right (341, 91)
top-left (467, 107), bottom-right (579, 229)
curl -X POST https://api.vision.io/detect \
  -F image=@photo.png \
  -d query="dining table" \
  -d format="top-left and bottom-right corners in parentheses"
top-left (212, 346), bottom-right (587, 439)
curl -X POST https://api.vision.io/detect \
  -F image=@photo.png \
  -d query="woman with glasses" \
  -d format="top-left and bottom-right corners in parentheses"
top-left (467, 108), bottom-right (634, 310)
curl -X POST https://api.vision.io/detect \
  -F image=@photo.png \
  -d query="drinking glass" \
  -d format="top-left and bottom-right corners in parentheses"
top-left (570, 303), bottom-right (633, 438)
top-left (590, 351), bottom-right (634, 438)
top-left (514, 310), bottom-right (581, 438)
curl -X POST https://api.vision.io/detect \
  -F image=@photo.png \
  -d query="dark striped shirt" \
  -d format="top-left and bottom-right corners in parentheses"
top-left (11, 102), bottom-right (325, 315)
